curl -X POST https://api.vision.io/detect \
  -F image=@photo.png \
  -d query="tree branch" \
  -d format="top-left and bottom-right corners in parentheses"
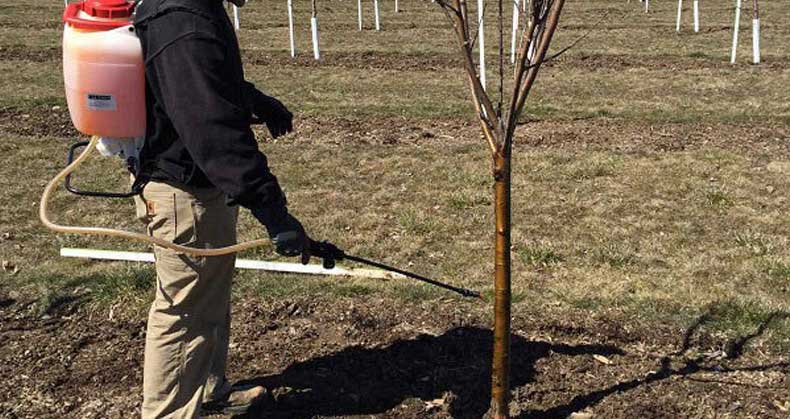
top-left (507, 0), bottom-right (565, 140)
top-left (436, 0), bottom-right (499, 154)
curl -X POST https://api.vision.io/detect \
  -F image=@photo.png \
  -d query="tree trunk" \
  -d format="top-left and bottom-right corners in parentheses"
top-left (489, 152), bottom-right (512, 418)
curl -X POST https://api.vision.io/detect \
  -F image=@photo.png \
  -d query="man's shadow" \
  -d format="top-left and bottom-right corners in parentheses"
top-left (236, 326), bottom-right (624, 418)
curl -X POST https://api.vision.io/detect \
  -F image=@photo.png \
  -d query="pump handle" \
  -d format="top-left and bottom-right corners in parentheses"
top-left (64, 141), bottom-right (140, 198)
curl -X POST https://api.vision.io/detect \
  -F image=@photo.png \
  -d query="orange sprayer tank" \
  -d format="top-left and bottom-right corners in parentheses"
top-left (62, 0), bottom-right (145, 138)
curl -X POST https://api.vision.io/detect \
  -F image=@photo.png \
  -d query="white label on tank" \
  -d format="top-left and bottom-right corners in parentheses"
top-left (86, 93), bottom-right (117, 111)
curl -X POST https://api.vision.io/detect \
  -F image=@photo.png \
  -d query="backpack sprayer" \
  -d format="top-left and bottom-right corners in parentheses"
top-left (41, 0), bottom-right (481, 299)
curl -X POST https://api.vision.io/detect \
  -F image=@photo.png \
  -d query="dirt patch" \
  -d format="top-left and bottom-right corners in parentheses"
top-left (242, 50), bottom-right (463, 72)
top-left (0, 45), bottom-right (60, 63)
top-left (0, 105), bottom-right (78, 139)
top-left (6, 103), bottom-right (790, 158)
top-left (286, 116), bottom-right (790, 158)
top-left (242, 49), bottom-right (790, 72)
top-left (1, 291), bottom-right (787, 418)
top-left (10, 42), bottom-right (786, 72)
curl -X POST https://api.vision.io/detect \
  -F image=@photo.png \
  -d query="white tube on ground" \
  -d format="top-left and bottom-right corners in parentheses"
top-left (311, 16), bottom-right (320, 60)
top-left (395, 0), bottom-right (399, 13)
top-left (358, 0), bottom-right (363, 30)
top-left (374, 0), bottom-right (381, 31)
top-left (731, 0), bottom-right (741, 64)
top-left (645, 0), bottom-right (649, 13)
top-left (752, 18), bottom-right (760, 64)
top-left (233, 5), bottom-right (240, 30)
top-left (693, 0), bottom-right (699, 32)
top-left (59, 248), bottom-right (405, 280)
top-left (478, 0), bottom-right (486, 90)
top-left (510, 0), bottom-right (519, 64)
top-left (288, 0), bottom-right (296, 57)
top-left (676, 0), bottom-right (683, 33)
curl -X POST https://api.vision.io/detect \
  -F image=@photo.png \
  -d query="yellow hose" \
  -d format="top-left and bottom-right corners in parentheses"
top-left (39, 135), bottom-right (273, 256)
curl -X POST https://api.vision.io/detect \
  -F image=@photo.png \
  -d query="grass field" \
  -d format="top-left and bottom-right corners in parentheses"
top-left (1, 0), bottom-right (789, 417)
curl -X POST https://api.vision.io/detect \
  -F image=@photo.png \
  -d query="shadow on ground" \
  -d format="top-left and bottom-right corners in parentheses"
top-left (519, 308), bottom-right (790, 418)
top-left (235, 326), bottom-right (625, 418)
top-left (232, 305), bottom-right (790, 418)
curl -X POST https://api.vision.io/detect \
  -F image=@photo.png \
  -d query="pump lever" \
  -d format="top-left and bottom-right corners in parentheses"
top-left (308, 239), bottom-right (483, 299)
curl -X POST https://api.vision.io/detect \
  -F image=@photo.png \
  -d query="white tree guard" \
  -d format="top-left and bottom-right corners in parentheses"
top-left (693, 0), bottom-right (699, 32)
top-left (358, 0), bottom-right (363, 30)
top-left (676, 0), bottom-right (683, 32)
top-left (311, 16), bottom-right (320, 60)
top-left (374, 0), bottom-right (381, 31)
top-left (288, 0), bottom-right (296, 57)
top-left (478, 0), bottom-right (486, 90)
top-left (731, 0), bottom-right (741, 64)
top-left (510, 0), bottom-right (519, 64)
top-left (752, 18), bottom-right (760, 64)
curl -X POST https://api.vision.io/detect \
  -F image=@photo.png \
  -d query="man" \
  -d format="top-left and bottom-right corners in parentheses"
top-left (132, 0), bottom-right (306, 416)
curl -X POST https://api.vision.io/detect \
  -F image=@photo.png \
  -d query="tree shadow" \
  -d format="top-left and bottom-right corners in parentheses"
top-left (235, 326), bottom-right (625, 418)
top-left (518, 307), bottom-right (790, 418)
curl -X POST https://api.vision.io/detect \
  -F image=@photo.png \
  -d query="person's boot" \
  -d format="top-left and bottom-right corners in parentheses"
top-left (201, 384), bottom-right (269, 415)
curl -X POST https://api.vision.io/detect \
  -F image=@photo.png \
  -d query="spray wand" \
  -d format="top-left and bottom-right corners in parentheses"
top-left (308, 240), bottom-right (483, 300)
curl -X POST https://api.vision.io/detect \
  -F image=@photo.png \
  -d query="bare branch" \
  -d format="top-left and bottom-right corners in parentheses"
top-left (436, 0), bottom-right (499, 153)
top-left (507, 0), bottom-right (565, 140)
top-left (460, 0), bottom-right (470, 43)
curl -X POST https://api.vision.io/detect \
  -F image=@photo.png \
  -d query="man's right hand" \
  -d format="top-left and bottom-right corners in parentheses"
top-left (251, 206), bottom-right (308, 258)
top-left (266, 213), bottom-right (308, 257)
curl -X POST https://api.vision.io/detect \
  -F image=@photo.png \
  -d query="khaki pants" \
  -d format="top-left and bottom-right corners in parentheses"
top-left (134, 181), bottom-right (239, 419)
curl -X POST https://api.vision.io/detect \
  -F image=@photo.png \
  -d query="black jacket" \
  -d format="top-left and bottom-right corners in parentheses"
top-left (133, 0), bottom-right (286, 216)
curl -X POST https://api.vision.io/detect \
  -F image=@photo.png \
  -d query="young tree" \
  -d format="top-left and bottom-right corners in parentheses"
top-left (432, 0), bottom-right (565, 416)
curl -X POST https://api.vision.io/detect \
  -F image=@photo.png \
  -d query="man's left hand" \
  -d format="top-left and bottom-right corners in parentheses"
top-left (252, 95), bottom-right (293, 138)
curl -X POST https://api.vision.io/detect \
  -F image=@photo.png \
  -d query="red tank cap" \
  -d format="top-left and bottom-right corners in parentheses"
top-left (84, 0), bottom-right (135, 19)
top-left (63, 0), bottom-right (136, 30)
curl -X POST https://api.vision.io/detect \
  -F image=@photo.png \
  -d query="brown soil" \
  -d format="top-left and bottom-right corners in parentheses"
top-left (0, 105), bottom-right (79, 139)
top-left (6, 43), bottom-right (789, 73)
top-left (0, 45), bottom-right (60, 63)
top-left (5, 104), bottom-right (790, 158)
top-left (1, 291), bottom-right (787, 418)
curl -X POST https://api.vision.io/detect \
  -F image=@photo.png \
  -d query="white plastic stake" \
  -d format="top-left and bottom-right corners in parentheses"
top-left (676, 0), bottom-right (683, 32)
top-left (752, 18), bottom-right (760, 64)
top-left (693, 0), bottom-right (699, 32)
top-left (510, 0), bottom-right (519, 64)
top-left (374, 0), bottom-right (381, 31)
top-left (478, 0), bottom-right (486, 90)
top-left (645, 0), bottom-right (649, 13)
top-left (752, 0), bottom-right (761, 64)
top-left (395, 0), bottom-right (399, 13)
top-left (232, 5), bottom-right (240, 30)
top-left (357, 0), bottom-right (363, 30)
top-left (287, 0), bottom-right (296, 57)
top-left (731, 0), bottom-right (741, 64)
top-left (59, 248), bottom-right (404, 280)
top-left (311, 16), bottom-right (320, 60)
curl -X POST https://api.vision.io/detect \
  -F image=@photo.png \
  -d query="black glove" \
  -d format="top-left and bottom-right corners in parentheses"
top-left (252, 206), bottom-right (308, 259)
top-left (251, 95), bottom-right (293, 139)
top-left (308, 239), bottom-right (345, 269)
